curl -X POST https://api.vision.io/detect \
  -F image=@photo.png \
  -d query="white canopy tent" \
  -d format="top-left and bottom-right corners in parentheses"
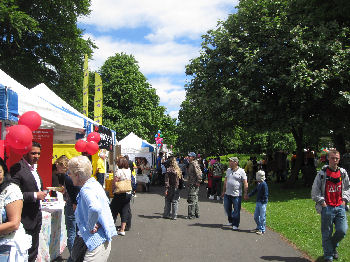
top-left (119, 132), bottom-right (155, 166)
top-left (0, 69), bottom-right (97, 143)
top-left (30, 83), bottom-right (101, 143)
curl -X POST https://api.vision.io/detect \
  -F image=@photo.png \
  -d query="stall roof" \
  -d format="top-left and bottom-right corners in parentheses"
top-left (0, 69), bottom-right (88, 143)
top-left (31, 83), bottom-right (117, 145)
top-left (119, 132), bottom-right (154, 152)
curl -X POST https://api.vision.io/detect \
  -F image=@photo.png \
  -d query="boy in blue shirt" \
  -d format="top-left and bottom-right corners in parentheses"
top-left (248, 170), bottom-right (269, 235)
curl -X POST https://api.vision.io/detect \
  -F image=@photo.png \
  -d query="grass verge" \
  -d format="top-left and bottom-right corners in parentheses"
top-left (242, 179), bottom-right (350, 262)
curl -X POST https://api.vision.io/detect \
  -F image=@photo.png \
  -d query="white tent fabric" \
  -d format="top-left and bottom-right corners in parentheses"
top-left (119, 132), bottom-right (155, 165)
top-left (30, 83), bottom-right (101, 142)
top-left (0, 69), bottom-right (95, 143)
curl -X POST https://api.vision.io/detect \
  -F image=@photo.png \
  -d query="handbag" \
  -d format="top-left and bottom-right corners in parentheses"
top-left (115, 179), bottom-right (132, 194)
top-left (178, 176), bottom-right (185, 190)
top-left (71, 235), bottom-right (87, 262)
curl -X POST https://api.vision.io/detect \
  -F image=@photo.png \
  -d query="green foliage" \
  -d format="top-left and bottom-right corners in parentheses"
top-left (0, 0), bottom-right (95, 110)
top-left (98, 53), bottom-right (177, 143)
top-left (243, 180), bottom-right (350, 261)
top-left (178, 0), bottom-right (350, 174)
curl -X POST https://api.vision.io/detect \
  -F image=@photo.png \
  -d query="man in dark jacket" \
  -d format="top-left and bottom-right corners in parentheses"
top-left (186, 152), bottom-right (202, 219)
top-left (10, 141), bottom-right (47, 262)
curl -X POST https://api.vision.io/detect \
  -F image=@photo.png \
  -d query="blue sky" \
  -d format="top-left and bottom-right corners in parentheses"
top-left (78, 0), bottom-right (237, 119)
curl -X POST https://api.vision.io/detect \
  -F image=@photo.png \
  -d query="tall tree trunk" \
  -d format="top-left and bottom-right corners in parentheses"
top-left (286, 126), bottom-right (304, 186)
top-left (333, 132), bottom-right (345, 156)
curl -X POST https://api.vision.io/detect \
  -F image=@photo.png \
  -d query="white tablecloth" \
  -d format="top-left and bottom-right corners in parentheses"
top-left (36, 202), bottom-right (67, 262)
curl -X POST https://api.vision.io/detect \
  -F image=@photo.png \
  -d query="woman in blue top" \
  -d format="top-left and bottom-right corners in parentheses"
top-left (68, 156), bottom-right (117, 262)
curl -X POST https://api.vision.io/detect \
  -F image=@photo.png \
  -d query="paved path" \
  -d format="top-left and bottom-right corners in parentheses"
top-left (62, 184), bottom-right (311, 262)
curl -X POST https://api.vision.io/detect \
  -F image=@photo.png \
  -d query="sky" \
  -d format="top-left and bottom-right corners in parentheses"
top-left (78, 0), bottom-right (238, 119)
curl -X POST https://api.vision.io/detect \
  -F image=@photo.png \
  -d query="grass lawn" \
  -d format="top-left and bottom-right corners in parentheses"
top-left (242, 179), bottom-right (350, 262)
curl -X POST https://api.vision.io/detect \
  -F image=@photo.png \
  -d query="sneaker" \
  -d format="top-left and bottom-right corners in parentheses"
top-left (171, 216), bottom-right (177, 220)
top-left (250, 229), bottom-right (259, 233)
top-left (232, 226), bottom-right (239, 231)
top-left (118, 231), bottom-right (126, 236)
top-left (186, 216), bottom-right (195, 219)
top-left (256, 231), bottom-right (264, 235)
top-left (224, 223), bottom-right (232, 226)
top-left (216, 196), bottom-right (221, 201)
top-left (195, 214), bottom-right (200, 218)
top-left (209, 195), bottom-right (214, 200)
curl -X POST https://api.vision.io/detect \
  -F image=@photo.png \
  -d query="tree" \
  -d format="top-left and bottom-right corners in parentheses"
top-left (0, 0), bottom-right (95, 109)
top-left (99, 53), bottom-right (177, 143)
top-left (180, 0), bottom-right (350, 184)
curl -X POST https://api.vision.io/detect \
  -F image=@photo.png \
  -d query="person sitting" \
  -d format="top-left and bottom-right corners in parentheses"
top-left (0, 157), bottom-right (31, 261)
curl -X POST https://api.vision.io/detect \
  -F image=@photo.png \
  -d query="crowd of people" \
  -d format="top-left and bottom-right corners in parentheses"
top-left (1, 141), bottom-right (349, 262)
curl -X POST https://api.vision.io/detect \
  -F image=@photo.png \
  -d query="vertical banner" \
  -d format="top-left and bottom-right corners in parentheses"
top-left (83, 54), bottom-right (89, 117)
top-left (7, 129), bottom-right (54, 189)
top-left (33, 129), bottom-right (54, 189)
top-left (94, 73), bottom-right (103, 124)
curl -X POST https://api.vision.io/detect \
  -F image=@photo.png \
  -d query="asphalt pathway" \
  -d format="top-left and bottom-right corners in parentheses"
top-left (62, 184), bottom-right (311, 262)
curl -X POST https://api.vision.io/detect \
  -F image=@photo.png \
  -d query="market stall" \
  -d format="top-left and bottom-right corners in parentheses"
top-left (118, 132), bottom-right (155, 191)
top-left (0, 70), bottom-right (115, 261)
top-left (37, 194), bottom-right (66, 262)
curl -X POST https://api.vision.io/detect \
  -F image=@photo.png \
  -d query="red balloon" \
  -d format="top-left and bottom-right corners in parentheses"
top-left (86, 141), bottom-right (99, 155)
top-left (75, 140), bottom-right (87, 152)
top-left (6, 125), bottom-right (33, 149)
top-left (18, 111), bottom-right (42, 131)
top-left (11, 145), bottom-right (32, 155)
top-left (87, 132), bottom-right (101, 143)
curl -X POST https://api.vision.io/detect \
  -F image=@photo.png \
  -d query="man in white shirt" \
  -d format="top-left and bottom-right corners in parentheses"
top-left (221, 157), bottom-right (248, 231)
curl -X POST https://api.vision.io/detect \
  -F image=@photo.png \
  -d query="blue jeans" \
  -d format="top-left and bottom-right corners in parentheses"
top-left (321, 205), bottom-right (348, 260)
top-left (254, 202), bottom-right (267, 232)
top-left (64, 199), bottom-right (76, 262)
top-left (0, 245), bottom-right (10, 262)
top-left (224, 194), bottom-right (242, 227)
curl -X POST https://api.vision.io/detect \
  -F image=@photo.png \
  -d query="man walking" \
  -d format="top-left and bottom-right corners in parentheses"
top-left (211, 157), bottom-right (225, 200)
top-left (10, 141), bottom-right (47, 262)
top-left (221, 157), bottom-right (248, 230)
top-left (311, 149), bottom-right (350, 262)
top-left (186, 152), bottom-right (202, 219)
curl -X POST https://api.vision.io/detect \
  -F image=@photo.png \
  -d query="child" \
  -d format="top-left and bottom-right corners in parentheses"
top-left (248, 170), bottom-right (269, 235)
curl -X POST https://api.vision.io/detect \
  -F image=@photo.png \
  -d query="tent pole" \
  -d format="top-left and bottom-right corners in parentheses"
top-left (113, 145), bottom-right (116, 175)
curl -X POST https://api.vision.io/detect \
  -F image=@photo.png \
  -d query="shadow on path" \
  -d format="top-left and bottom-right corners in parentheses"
top-left (261, 256), bottom-right (311, 262)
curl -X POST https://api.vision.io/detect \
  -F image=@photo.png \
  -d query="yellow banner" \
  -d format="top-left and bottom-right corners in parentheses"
top-left (53, 144), bottom-right (98, 179)
top-left (94, 73), bottom-right (103, 124)
top-left (52, 144), bottom-right (81, 164)
top-left (83, 54), bottom-right (89, 117)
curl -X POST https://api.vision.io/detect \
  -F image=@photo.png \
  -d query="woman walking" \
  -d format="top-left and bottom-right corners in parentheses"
top-left (110, 157), bottom-right (132, 236)
top-left (163, 156), bottom-right (182, 220)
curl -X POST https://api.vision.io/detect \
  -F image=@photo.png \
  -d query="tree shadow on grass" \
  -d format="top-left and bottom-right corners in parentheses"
top-left (260, 256), bottom-right (311, 262)
top-left (314, 256), bottom-right (326, 262)
top-left (247, 179), bottom-right (313, 203)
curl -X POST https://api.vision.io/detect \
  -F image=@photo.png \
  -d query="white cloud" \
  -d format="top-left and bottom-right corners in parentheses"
top-left (85, 34), bottom-right (198, 76)
top-left (151, 78), bottom-right (186, 108)
top-left (79, 0), bottom-right (237, 117)
top-left (169, 110), bottom-right (179, 119)
top-left (80, 0), bottom-right (237, 42)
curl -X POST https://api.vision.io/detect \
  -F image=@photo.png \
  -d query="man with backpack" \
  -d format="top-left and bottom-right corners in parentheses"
top-left (210, 157), bottom-right (225, 200)
top-left (311, 149), bottom-right (350, 262)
